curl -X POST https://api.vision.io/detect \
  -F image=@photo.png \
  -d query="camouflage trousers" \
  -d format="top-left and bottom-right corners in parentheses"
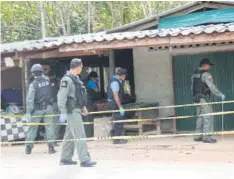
top-left (60, 108), bottom-right (90, 163)
top-left (26, 105), bottom-right (54, 147)
top-left (194, 98), bottom-right (214, 140)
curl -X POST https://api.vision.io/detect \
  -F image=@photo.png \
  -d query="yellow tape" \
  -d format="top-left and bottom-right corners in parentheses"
top-left (90, 100), bottom-right (234, 115)
top-left (1, 130), bottom-right (234, 145)
top-left (9, 110), bottom-right (234, 126)
top-left (1, 100), bottom-right (234, 119)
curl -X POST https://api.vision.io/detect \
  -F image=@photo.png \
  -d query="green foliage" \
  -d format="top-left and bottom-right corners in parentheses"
top-left (1, 1), bottom-right (188, 43)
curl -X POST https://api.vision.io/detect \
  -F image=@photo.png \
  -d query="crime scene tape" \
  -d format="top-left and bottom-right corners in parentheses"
top-left (1, 100), bottom-right (234, 119)
top-left (1, 130), bottom-right (234, 145)
top-left (90, 100), bottom-right (234, 115)
top-left (11, 110), bottom-right (234, 126)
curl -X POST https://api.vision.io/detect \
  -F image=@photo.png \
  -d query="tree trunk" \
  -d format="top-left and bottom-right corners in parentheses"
top-left (108, 1), bottom-right (115, 28)
top-left (59, 6), bottom-right (67, 35)
top-left (66, 3), bottom-right (71, 35)
top-left (141, 1), bottom-right (147, 17)
top-left (91, 2), bottom-right (95, 33)
top-left (87, 1), bottom-right (91, 33)
top-left (39, 1), bottom-right (46, 38)
top-left (66, 15), bottom-right (71, 35)
top-left (147, 1), bottom-right (153, 16)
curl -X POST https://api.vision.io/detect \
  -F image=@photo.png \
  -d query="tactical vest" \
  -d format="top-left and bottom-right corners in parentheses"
top-left (192, 69), bottom-right (211, 102)
top-left (32, 77), bottom-right (53, 108)
top-left (49, 75), bottom-right (59, 101)
top-left (107, 77), bottom-right (124, 104)
top-left (66, 75), bottom-right (87, 108)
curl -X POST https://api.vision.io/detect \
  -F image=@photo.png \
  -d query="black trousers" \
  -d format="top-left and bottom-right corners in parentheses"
top-left (108, 102), bottom-right (125, 137)
top-left (83, 102), bottom-right (95, 138)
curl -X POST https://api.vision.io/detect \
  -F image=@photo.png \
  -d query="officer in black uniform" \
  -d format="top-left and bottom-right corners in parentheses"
top-left (43, 64), bottom-right (61, 146)
top-left (83, 71), bottom-right (102, 138)
top-left (191, 58), bottom-right (225, 143)
top-left (25, 64), bottom-right (56, 154)
top-left (107, 67), bottom-right (128, 144)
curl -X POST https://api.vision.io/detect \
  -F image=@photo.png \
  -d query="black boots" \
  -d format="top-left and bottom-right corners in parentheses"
top-left (25, 146), bottom-right (32, 154)
top-left (48, 145), bottom-right (56, 154)
top-left (60, 159), bottom-right (97, 167)
top-left (194, 137), bottom-right (203, 142)
top-left (203, 138), bottom-right (217, 143)
top-left (113, 139), bottom-right (128, 144)
top-left (80, 160), bottom-right (97, 167)
top-left (60, 159), bottom-right (78, 165)
top-left (26, 144), bottom-right (56, 154)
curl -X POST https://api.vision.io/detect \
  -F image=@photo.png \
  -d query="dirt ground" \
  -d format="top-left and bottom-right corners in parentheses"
top-left (1, 135), bottom-right (234, 179)
top-left (1, 135), bottom-right (234, 163)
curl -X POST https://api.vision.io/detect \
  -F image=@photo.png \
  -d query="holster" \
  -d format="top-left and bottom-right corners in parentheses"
top-left (193, 94), bottom-right (209, 103)
top-left (107, 100), bottom-right (117, 110)
top-left (35, 102), bottom-right (46, 110)
top-left (66, 97), bottom-right (75, 113)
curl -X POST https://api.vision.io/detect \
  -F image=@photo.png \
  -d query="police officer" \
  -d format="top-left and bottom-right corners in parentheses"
top-left (43, 64), bottom-right (60, 146)
top-left (107, 67), bottom-right (128, 144)
top-left (191, 58), bottom-right (225, 143)
top-left (57, 58), bottom-right (96, 167)
top-left (25, 64), bottom-right (55, 154)
top-left (83, 71), bottom-right (101, 138)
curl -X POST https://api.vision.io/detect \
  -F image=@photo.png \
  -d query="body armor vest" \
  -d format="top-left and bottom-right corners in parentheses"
top-left (33, 76), bottom-right (53, 107)
top-left (66, 75), bottom-right (87, 108)
top-left (107, 77), bottom-right (124, 104)
top-left (192, 69), bottom-right (211, 102)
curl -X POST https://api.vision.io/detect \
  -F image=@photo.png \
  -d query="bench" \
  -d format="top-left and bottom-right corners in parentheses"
top-left (123, 106), bottom-right (177, 135)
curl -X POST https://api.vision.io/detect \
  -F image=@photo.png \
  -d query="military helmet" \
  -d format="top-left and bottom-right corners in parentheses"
top-left (31, 64), bottom-right (43, 73)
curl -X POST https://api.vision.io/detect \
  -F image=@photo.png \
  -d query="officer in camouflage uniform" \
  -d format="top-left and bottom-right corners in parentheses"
top-left (25, 64), bottom-right (56, 154)
top-left (191, 58), bottom-right (225, 143)
top-left (57, 58), bottom-right (96, 167)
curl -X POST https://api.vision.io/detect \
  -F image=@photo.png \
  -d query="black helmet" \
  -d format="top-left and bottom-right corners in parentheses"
top-left (31, 64), bottom-right (43, 73)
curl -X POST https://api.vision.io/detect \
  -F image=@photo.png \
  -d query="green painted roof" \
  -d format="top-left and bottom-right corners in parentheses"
top-left (159, 8), bottom-right (234, 29)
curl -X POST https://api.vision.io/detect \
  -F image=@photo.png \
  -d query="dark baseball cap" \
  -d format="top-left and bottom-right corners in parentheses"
top-left (70, 58), bottom-right (82, 69)
top-left (88, 71), bottom-right (98, 78)
top-left (116, 67), bottom-right (128, 76)
top-left (200, 58), bottom-right (214, 66)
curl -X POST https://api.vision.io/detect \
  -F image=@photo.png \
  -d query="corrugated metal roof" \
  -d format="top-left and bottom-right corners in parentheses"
top-left (1, 23), bottom-right (234, 54)
top-left (106, 1), bottom-right (234, 33)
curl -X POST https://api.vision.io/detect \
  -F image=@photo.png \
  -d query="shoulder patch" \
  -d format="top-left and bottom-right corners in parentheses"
top-left (207, 75), bottom-right (213, 83)
top-left (208, 75), bottom-right (213, 79)
top-left (61, 81), bottom-right (68, 88)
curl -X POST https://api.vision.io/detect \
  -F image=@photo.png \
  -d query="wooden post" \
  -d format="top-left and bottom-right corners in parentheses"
top-left (23, 59), bottom-right (30, 110)
top-left (109, 50), bottom-right (115, 79)
top-left (20, 57), bottom-right (26, 111)
top-left (99, 65), bottom-right (105, 97)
